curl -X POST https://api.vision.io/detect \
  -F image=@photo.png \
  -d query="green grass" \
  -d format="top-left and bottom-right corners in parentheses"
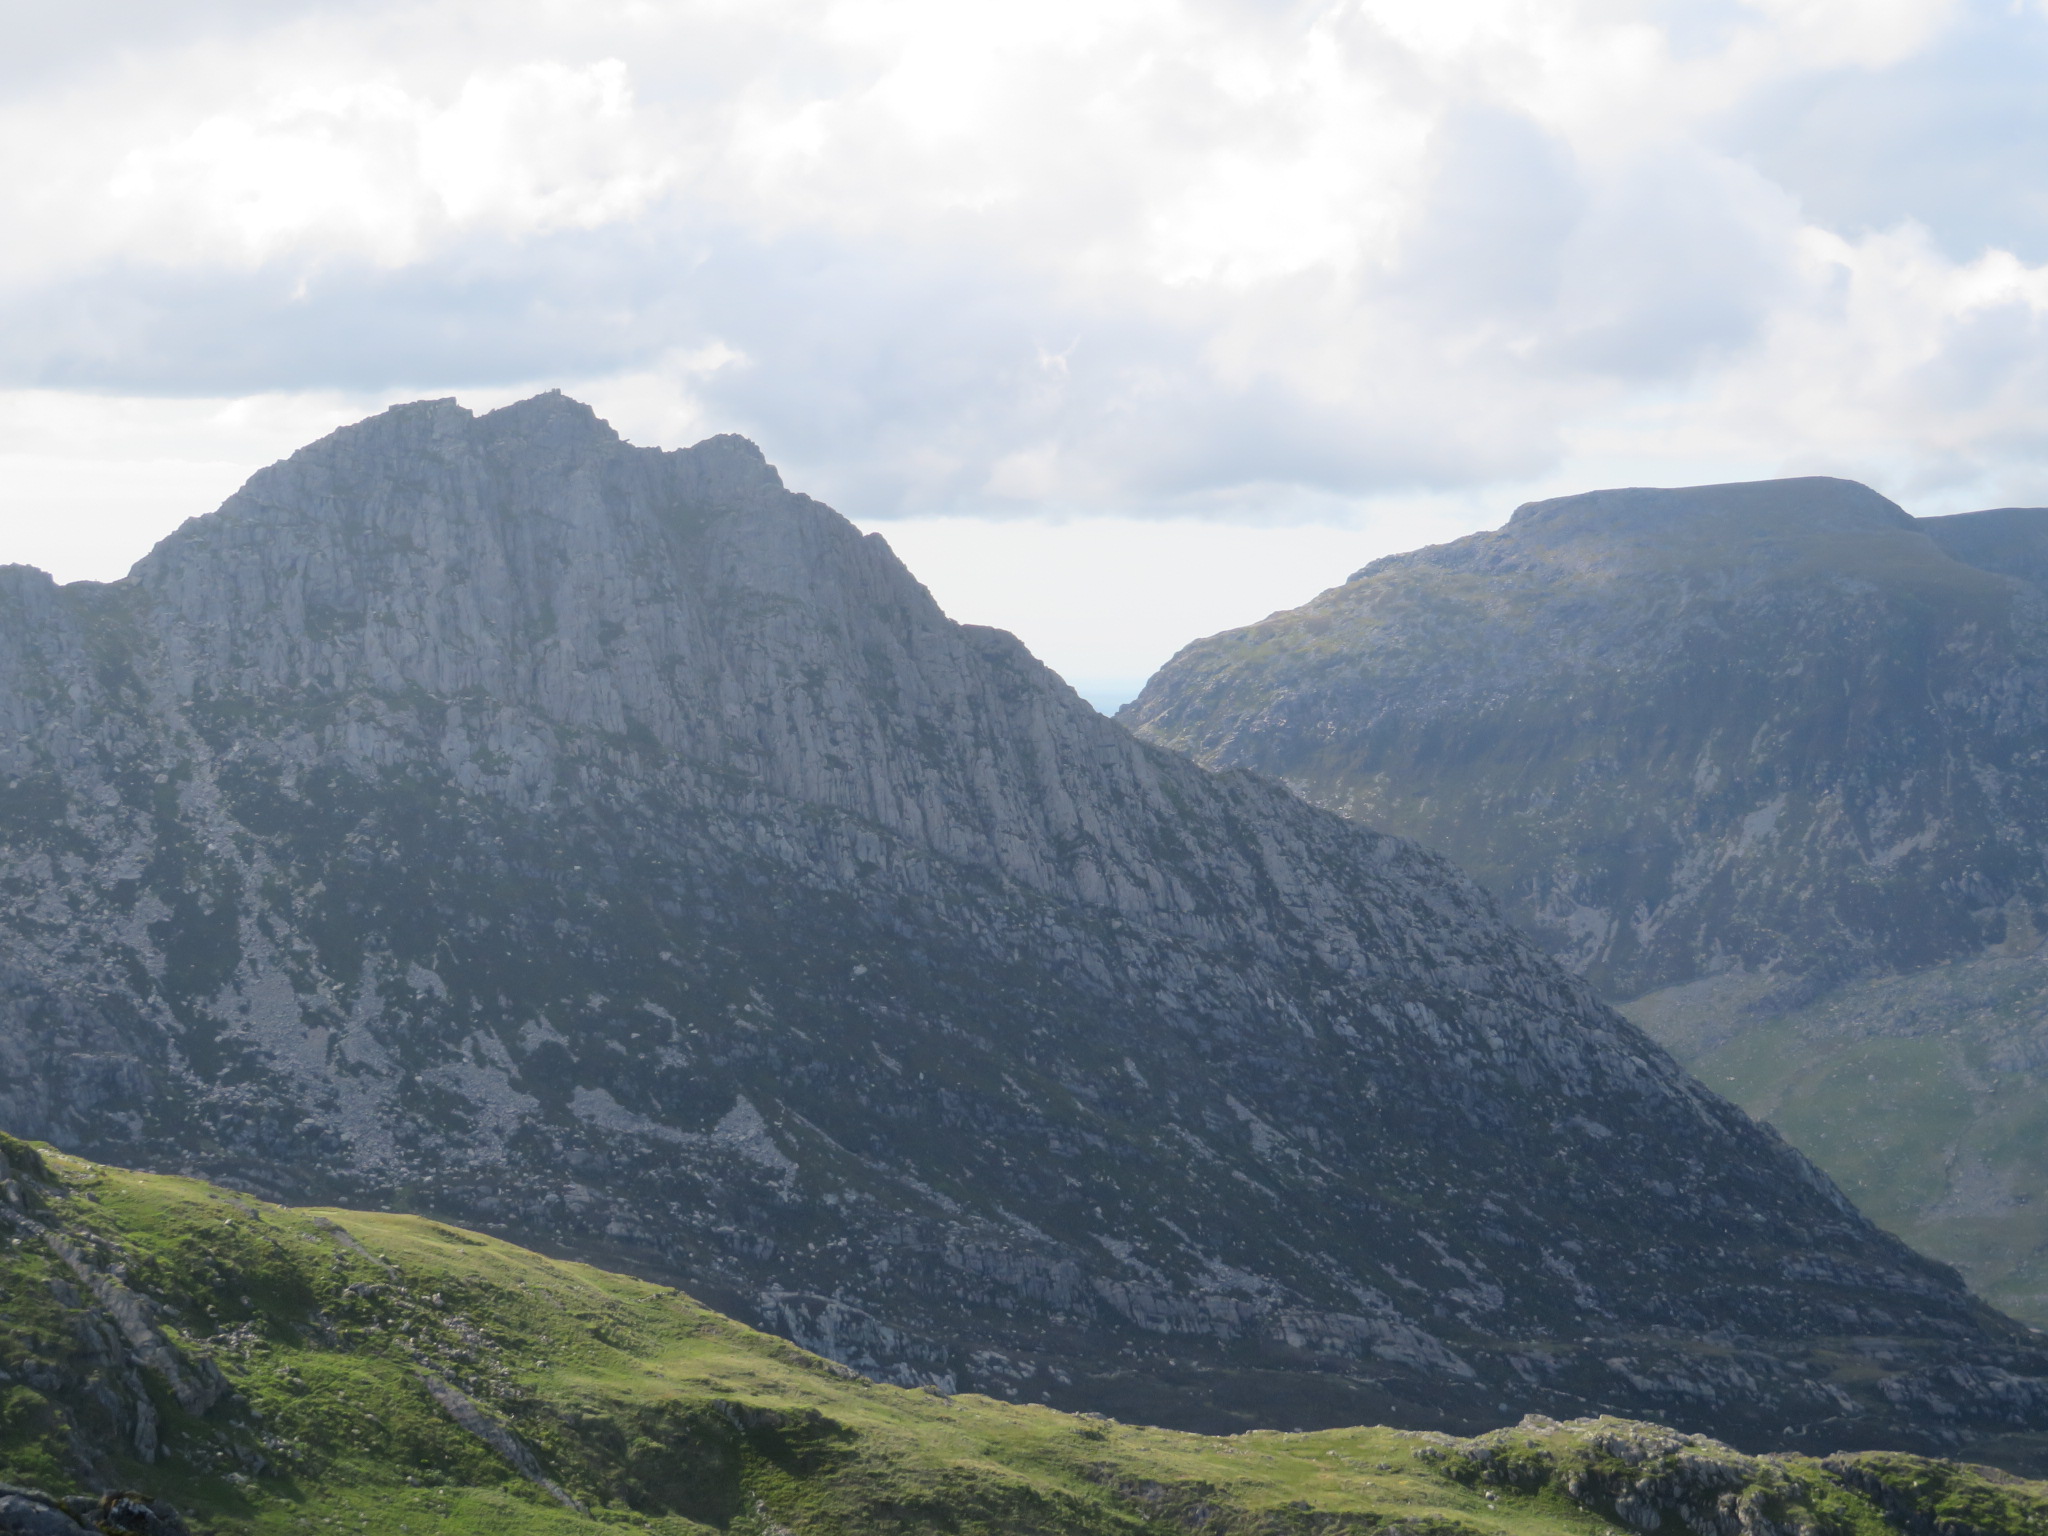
top-left (1626, 953), bottom-right (2048, 1325)
top-left (5, 1138), bottom-right (2048, 1536)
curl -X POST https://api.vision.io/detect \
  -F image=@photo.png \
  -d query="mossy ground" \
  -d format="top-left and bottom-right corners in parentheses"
top-left (1626, 952), bottom-right (2048, 1327)
top-left (3, 1141), bottom-right (2045, 1536)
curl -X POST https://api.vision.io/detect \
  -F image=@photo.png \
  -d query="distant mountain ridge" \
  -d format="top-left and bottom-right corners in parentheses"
top-left (1125, 477), bottom-right (2048, 1001)
top-left (2, 410), bottom-right (2045, 1457)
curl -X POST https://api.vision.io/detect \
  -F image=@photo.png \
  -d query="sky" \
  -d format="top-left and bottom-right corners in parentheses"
top-left (5, 0), bottom-right (2048, 708)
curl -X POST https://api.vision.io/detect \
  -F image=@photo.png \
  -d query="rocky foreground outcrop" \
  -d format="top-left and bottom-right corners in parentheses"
top-left (1, 405), bottom-right (2045, 1455)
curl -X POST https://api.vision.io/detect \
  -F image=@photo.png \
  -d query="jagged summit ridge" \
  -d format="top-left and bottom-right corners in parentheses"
top-left (2, 408), bottom-right (2047, 1456)
top-left (128, 396), bottom-right (1213, 916)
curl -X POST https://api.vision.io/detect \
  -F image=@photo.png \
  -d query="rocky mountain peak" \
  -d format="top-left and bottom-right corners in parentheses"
top-left (5, 417), bottom-right (2048, 1457)
top-left (1352, 477), bottom-right (1930, 590)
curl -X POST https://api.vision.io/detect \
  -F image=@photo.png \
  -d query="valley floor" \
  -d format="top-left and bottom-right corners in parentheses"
top-left (1625, 949), bottom-right (2048, 1327)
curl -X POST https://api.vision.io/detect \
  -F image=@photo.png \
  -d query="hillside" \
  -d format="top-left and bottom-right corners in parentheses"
top-left (8, 1136), bottom-right (2048, 1534)
top-left (1622, 948), bottom-right (2048, 1325)
top-left (1119, 478), bottom-right (2048, 1322)
top-left (1121, 478), bottom-right (2048, 1001)
top-left (2, 403), bottom-right (2044, 1447)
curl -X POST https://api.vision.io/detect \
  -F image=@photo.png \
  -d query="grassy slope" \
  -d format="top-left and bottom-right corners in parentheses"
top-left (1623, 952), bottom-right (2048, 1328)
top-left (5, 1136), bottom-right (2048, 1536)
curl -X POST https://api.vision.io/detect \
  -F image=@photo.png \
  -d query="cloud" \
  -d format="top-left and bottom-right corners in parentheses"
top-left (1729, 0), bottom-right (2048, 262)
top-left (4, 0), bottom-right (2048, 533)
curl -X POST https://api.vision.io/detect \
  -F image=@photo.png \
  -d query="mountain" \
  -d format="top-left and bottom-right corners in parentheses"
top-left (1121, 478), bottom-right (2048, 1001)
top-left (8, 1136), bottom-right (2048, 1534)
top-left (2, 407), bottom-right (2045, 1456)
top-left (1118, 477), bottom-right (2048, 1321)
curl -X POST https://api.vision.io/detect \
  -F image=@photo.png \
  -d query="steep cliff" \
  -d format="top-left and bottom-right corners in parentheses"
top-left (4, 411), bottom-right (2045, 1457)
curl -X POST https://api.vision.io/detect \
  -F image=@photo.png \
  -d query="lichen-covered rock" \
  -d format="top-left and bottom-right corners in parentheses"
top-left (0, 403), bottom-right (2045, 1452)
top-left (0, 1490), bottom-right (82, 1536)
top-left (0, 1487), bottom-right (188, 1536)
top-left (1425, 1415), bottom-right (2048, 1536)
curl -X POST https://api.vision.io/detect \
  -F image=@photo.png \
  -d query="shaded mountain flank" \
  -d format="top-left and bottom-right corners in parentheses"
top-left (1119, 477), bottom-right (2048, 1323)
top-left (0, 406), bottom-right (2044, 1458)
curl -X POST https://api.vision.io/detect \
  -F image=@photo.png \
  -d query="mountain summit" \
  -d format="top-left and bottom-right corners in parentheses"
top-left (4, 410), bottom-right (2047, 1457)
top-left (1124, 476), bottom-right (2048, 1000)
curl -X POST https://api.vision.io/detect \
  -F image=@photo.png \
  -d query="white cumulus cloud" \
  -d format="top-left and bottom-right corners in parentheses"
top-left (4, 0), bottom-right (2048, 700)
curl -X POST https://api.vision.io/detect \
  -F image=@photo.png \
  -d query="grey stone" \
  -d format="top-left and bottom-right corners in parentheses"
top-left (0, 1492), bottom-right (81, 1536)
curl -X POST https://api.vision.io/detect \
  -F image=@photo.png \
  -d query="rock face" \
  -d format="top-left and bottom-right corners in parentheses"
top-left (1123, 478), bottom-right (2048, 1003)
top-left (4, 412), bottom-right (2048, 1456)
